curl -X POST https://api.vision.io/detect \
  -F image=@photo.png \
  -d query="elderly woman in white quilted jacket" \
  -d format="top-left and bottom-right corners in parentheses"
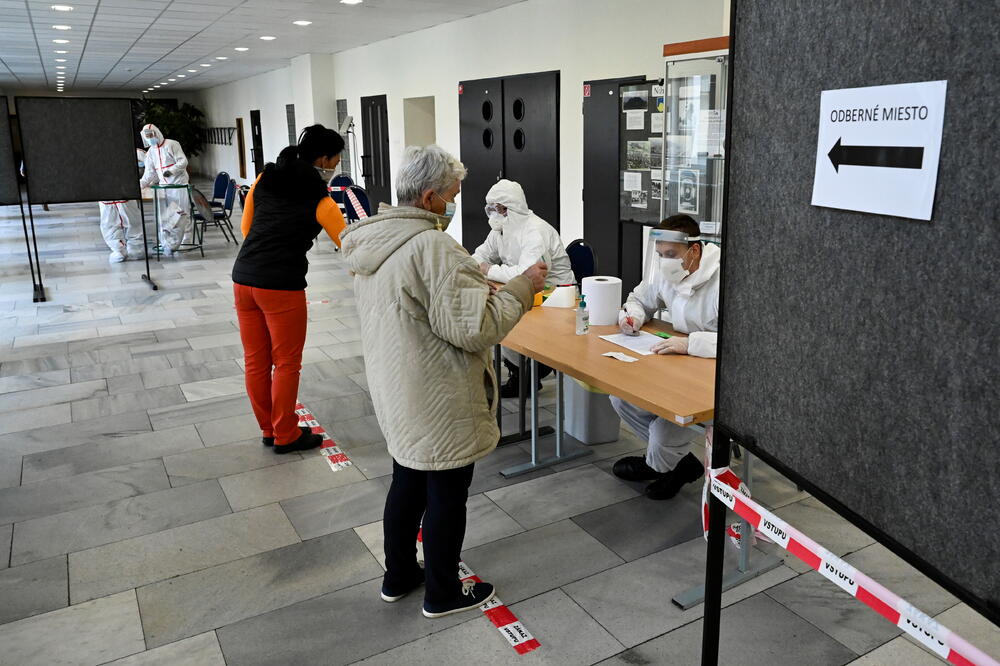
top-left (341, 145), bottom-right (547, 619)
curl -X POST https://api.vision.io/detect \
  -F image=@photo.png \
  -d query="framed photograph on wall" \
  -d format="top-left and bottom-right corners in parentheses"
top-left (678, 168), bottom-right (699, 214)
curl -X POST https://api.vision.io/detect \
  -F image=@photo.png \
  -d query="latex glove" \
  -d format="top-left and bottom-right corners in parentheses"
top-left (651, 337), bottom-right (689, 355)
top-left (479, 262), bottom-right (491, 275)
top-left (162, 170), bottom-right (172, 179)
top-left (618, 310), bottom-right (640, 336)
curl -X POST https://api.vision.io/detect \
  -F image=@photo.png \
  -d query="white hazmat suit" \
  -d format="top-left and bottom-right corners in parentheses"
top-left (611, 241), bottom-right (721, 473)
top-left (99, 200), bottom-right (144, 263)
top-left (473, 179), bottom-right (575, 375)
top-left (138, 124), bottom-right (191, 254)
top-left (472, 179), bottom-right (575, 286)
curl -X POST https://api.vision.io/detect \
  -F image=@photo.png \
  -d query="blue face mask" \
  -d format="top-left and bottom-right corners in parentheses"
top-left (435, 192), bottom-right (456, 219)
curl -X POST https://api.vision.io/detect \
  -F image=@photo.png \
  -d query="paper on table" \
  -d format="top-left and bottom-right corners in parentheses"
top-left (603, 351), bottom-right (638, 363)
top-left (599, 331), bottom-right (664, 356)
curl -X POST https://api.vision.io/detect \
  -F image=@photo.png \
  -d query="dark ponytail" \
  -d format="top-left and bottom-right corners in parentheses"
top-left (275, 124), bottom-right (344, 167)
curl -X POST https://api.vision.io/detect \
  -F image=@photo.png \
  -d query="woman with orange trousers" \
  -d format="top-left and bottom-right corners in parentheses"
top-left (232, 125), bottom-right (346, 453)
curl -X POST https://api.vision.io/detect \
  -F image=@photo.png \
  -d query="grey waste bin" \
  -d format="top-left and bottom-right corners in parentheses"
top-left (563, 376), bottom-right (622, 445)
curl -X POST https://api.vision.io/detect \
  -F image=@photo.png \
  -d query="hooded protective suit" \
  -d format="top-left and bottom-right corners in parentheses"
top-left (138, 124), bottom-right (191, 253)
top-left (98, 200), bottom-right (144, 263)
top-left (472, 180), bottom-right (574, 285)
top-left (622, 242), bottom-right (721, 359)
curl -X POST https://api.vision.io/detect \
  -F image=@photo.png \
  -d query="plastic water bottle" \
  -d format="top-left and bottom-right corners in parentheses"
top-left (576, 295), bottom-right (590, 335)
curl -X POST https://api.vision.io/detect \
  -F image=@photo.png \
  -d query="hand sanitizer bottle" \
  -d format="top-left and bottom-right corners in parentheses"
top-left (576, 295), bottom-right (590, 335)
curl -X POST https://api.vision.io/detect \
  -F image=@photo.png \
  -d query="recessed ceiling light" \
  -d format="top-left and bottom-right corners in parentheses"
top-left (293, 20), bottom-right (312, 26)
top-left (52, 24), bottom-right (71, 30)
top-left (51, 4), bottom-right (74, 10)
top-left (176, 74), bottom-right (186, 78)
top-left (153, 85), bottom-right (160, 88)
top-left (168, 78), bottom-right (175, 82)
top-left (56, 65), bottom-right (66, 69)
top-left (234, 47), bottom-right (248, 52)
top-left (55, 49), bottom-right (67, 53)
top-left (215, 56), bottom-right (227, 60)
top-left (160, 81), bottom-right (168, 84)
top-left (340, 0), bottom-right (363, 5)
top-left (259, 35), bottom-right (276, 40)
top-left (187, 69), bottom-right (197, 72)
top-left (55, 58), bottom-right (67, 62)
top-left (200, 63), bottom-right (211, 67)
top-left (52, 39), bottom-right (69, 43)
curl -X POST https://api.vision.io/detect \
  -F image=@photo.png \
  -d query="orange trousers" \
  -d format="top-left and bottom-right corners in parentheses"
top-left (234, 284), bottom-right (307, 445)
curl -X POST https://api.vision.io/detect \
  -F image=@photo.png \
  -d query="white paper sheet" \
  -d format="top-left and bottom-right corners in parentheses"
top-left (651, 112), bottom-right (664, 134)
top-left (623, 171), bottom-right (642, 191)
top-left (599, 331), bottom-right (665, 356)
top-left (626, 110), bottom-right (645, 130)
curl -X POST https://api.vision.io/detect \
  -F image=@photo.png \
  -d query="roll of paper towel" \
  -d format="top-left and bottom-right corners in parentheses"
top-left (581, 276), bottom-right (622, 325)
top-left (541, 285), bottom-right (577, 308)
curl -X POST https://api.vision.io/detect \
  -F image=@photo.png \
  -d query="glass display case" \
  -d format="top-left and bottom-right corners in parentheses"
top-left (660, 53), bottom-right (729, 240)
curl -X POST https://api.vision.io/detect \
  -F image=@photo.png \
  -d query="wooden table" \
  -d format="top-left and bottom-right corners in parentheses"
top-left (501, 306), bottom-right (715, 425)
top-left (496, 305), bottom-right (715, 477)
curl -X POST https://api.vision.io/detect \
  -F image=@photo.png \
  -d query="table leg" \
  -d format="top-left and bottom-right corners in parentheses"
top-left (501, 363), bottom-right (591, 478)
top-left (498, 351), bottom-right (554, 447)
top-left (672, 449), bottom-right (782, 610)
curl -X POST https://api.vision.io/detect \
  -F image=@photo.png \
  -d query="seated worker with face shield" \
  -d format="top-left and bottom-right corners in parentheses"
top-left (610, 214), bottom-right (719, 500)
top-left (472, 179), bottom-right (575, 398)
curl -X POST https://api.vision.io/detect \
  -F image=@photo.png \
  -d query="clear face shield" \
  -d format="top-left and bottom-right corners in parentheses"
top-left (643, 228), bottom-right (699, 285)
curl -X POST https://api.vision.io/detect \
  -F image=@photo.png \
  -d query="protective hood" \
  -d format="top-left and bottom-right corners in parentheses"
top-left (341, 206), bottom-right (445, 276)
top-left (141, 124), bottom-right (164, 146)
top-left (485, 179), bottom-right (533, 229)
top-left (674, 242), bottom-right (722, 297)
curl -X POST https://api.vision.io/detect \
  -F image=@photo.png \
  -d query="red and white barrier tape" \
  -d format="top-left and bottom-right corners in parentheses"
top-left (345, 189), bottom-right (368, 219)
top-left (305, 299), bottom-right (330, 305)
top-left (702, 429), bottom-right (999, 666)
top-left (701, 429), bottom-right (770, 547)
top-left (294, 403), bottom-right (352, 471)
top-left (416, 530), bottom-right (541, 656)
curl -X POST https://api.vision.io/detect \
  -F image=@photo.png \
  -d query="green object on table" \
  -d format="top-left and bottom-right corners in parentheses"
top-left (653, 331), bottom-right (672, 339)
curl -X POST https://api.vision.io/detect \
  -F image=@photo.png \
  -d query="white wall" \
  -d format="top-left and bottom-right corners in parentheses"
top-left (330, 0), bottom-right (726, 245)
top-left (403, 96), bottom-right (436, 147)
top-left (195, 67), bottom-right (295, 186)
top-left (194, 0), bottom-right (728, 241)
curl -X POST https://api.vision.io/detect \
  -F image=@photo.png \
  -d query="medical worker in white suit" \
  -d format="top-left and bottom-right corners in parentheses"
top-left (98, 199), bottom-right (144, 263)
top-left (610, 214), bottom-right (720, 500)
top-left (138, 123), bottom-right (191, 254)
top-left (472, 179), bottom-right (575, 397)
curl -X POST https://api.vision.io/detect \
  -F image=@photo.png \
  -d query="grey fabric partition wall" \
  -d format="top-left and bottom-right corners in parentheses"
top-left (17, 97), bottom-right (140, 204)
top-left (0, 97), bottom-right (19, 205)
top-left (717, 0), bottom-right (999, 624)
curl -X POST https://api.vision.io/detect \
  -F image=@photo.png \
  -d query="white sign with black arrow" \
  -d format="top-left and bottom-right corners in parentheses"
top-left (811, 80), bottom-right (947, 221)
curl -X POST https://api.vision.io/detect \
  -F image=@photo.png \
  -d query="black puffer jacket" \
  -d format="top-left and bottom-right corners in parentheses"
top-left (232, 157), bottom-right (327, 290)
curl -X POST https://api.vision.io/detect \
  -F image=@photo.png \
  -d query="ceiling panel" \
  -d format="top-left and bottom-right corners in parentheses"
top-left (1, 0), bottom-right (527, 92)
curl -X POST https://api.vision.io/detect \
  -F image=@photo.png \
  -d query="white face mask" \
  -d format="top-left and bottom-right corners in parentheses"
top-left (659, 256), bottom-right (689, 284)
top-left (488, 212), bottom-right (505, 231)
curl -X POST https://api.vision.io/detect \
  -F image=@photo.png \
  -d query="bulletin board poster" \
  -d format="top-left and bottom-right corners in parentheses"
top-left (618, 82), bottom-right (665, 225)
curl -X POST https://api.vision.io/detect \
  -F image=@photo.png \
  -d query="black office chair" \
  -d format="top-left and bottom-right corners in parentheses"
top-left (209, 172), bottom-right (230, 209)
top-left (566, 238), bottom-right (598, 283)
top-left (192, 182), bottom-right (238, 245)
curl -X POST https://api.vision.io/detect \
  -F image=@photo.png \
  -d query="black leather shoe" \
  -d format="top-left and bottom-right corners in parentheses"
top-left (612, 456), bottom-right (664, 481)
top-left (499, 374), bottom-right (541, 399)
top-left (273, 430), bottom-right (323, 454)
top-left (263, 426), bottom-right (311, 447)
top-left (644, 453), bottom-right (704, 500)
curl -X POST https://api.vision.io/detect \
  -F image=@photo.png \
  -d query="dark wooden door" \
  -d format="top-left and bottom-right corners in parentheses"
top-left (458, 77), bottom-right (504, 252)
top-left (249, 110), bottom-right (264, 177)
top-left (502, 71), bottom-right (560, 232)
top-left (360, 95), bottom-right (391, 207)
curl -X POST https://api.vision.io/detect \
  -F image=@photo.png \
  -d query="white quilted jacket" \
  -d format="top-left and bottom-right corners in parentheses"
top-left (341, 207), bottom-right (534, 471)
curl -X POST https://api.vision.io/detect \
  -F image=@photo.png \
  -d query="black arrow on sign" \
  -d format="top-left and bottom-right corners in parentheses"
top-left (827, 138), bottom-right (924, 172)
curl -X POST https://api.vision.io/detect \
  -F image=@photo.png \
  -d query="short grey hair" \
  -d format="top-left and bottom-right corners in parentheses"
top-left (395, 144), bottom-right (467, 205)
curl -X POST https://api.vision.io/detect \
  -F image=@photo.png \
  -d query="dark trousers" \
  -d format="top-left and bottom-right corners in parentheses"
top-left (383, 459), bottom-right (475, 604)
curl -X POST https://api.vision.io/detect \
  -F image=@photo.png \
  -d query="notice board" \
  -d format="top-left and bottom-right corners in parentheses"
top-left (717, 0), bottom-right (999, 623)
top-left (17, 97), bottom-right (140, 205)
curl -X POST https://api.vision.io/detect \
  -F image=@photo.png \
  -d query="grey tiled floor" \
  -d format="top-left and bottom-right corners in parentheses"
top-left (1, 198), bottom-right (997, 665)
